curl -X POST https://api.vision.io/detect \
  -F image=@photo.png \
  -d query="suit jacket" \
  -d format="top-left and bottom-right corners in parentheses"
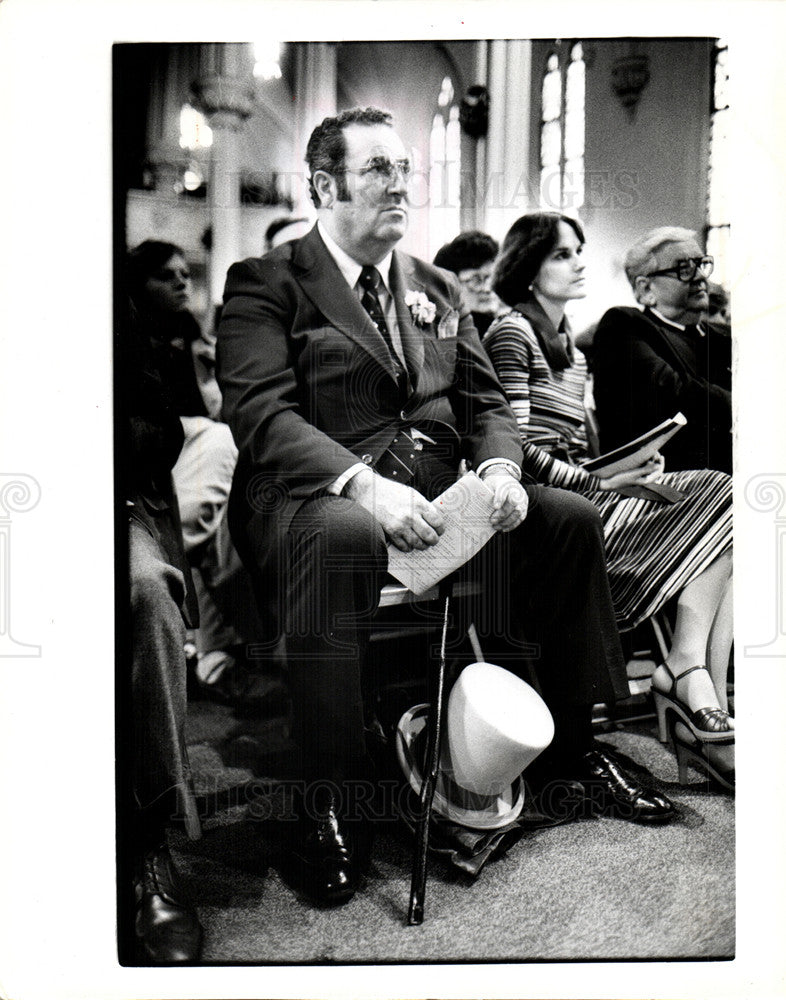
top-left (592, 306), bottom-right (732, 473)
top-left (216, 225), bottom-right (523, 580)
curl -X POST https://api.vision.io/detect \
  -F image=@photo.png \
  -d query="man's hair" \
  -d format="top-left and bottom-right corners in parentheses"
top-left (305, 106), bottom-right (394, 208)
top-left (433, 231), bottom-right (499, 274)
top-left (492, 212), bottom-right (585, 308)
top-left (623, 226), bottom-right (698, 291)
top-left (126, 240), bottom-right (186, 301)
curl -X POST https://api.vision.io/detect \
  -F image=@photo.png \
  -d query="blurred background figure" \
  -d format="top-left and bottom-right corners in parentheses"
top-left (264, 215), bottom-right (312, 252)
top-left (707, 281), bottom-right (731, 327)
top-left (433, 230), bottom-right (504, 337)
top-left (127, 240), bottom-right (263, 699)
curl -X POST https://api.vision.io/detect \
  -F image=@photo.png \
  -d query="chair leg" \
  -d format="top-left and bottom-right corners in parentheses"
top-left (407, 589), bottom-right (451, 926)
top-left (649, 610), bottom-right (672, 664)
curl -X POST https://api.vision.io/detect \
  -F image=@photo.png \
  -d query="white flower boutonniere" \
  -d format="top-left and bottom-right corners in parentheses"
top-left (405, 289), bottom-right (437, 327)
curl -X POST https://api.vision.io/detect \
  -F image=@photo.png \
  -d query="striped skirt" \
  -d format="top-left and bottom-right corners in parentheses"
top-left (577, 469), bottom-right (732, 631)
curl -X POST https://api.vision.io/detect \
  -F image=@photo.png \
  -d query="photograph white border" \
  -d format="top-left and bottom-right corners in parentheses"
top-left (1, 1), bottom-right (785, 997)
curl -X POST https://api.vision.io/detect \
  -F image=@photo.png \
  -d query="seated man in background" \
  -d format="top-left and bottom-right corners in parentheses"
top-left (433, 230), bottom-right (504, 337)
top-left (592, 227), bottom-right (732, 473)
top-left (216, 106), bottom-right (676, 909)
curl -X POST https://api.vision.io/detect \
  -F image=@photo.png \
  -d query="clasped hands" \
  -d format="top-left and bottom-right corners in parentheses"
top-left (345, 467), bottom-right (528, 553)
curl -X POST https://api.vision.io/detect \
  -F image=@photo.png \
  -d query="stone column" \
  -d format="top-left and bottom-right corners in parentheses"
top-left (290, 43), bottom-right (337, 215)
top-left (192, 44), bottom-right (256, 309)
top-left (145, 44), bottom-right (195, 194)
top-left (482, 40), bottom-right (533, 241)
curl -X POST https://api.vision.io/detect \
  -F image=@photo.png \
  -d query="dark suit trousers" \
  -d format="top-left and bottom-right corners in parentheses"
top-left (129, 517), bottom-right (201, 844)
top-left (244, 484), bottom-right (627, 782)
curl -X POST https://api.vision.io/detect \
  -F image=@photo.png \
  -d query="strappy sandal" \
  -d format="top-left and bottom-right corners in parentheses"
top-left (652, 663), bottom-right (734, 744)
top-left (665, 708), bottom-right (735, 794)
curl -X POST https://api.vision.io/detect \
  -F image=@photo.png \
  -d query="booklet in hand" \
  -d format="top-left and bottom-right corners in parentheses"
top-left (386, 473), bottom-right (497, 595)
top-left (582, 412), bottom-right (687, 479)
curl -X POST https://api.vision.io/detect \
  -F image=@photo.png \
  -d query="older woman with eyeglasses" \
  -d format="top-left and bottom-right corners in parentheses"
top-left (592, 227), bottom-right (732, 474)
top-left (433, 231), bottom-right (504, 337)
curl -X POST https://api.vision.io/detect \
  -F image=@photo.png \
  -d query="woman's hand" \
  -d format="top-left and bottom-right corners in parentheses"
top-left (599, 452), bottom-right (665, 492)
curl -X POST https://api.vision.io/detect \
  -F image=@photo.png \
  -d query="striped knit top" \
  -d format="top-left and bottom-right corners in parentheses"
top-left (483, 301), bottom-right (602, 491)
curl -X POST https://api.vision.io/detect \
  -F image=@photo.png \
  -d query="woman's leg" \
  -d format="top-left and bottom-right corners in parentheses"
top-left (652, 547), bottom-right (733, 721)
top-left (707, 571), bottom-right (733, 711)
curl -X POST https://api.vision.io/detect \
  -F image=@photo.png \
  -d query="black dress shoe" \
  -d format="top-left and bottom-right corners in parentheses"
top-left (575, 747), bottom-right (676, 825)
top-left (135, 845), bottom-right (203, 963)
top-left (283, 788), bottom-right (363, 906)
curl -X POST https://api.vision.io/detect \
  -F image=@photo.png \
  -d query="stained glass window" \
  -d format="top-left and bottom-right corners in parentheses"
top-left (540, 43), bottom-right (585, 211)
top-left (429, 79), bottom-right (461, 256)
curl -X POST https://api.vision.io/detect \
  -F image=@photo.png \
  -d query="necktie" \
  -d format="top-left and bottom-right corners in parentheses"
top-left (359, 265), bottom-right (404, 375)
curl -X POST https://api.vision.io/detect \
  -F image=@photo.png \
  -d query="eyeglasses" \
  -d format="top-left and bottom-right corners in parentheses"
top-left (645, 255), bottom-right (714, 283)
top-left (340, 156), bottom-right (412, 183)
top-left (458, 270), bottom-right (494, 291)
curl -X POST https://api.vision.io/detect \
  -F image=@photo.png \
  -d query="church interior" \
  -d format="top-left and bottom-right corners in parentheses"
top-left (113, 38), bottom-right (735, 966)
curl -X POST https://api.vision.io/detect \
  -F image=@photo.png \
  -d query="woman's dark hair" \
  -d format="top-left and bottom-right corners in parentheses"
top-left (433, 231), bottom-right (499, 274)
top-left (492, 212), bottom-right (585, 308)
top-left (126, 240), bottom-right (186, 302)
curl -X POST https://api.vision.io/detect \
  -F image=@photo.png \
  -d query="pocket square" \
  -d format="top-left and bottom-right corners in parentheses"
top-left (437, 309), bottom-right (459, 339)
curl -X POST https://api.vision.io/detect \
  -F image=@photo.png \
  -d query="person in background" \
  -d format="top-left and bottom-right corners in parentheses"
top-left (127, 241), bottom-right (260, 698)
top-left (433, 230), bottom-right (504, 337)
top-left (265, 215), bottom-right (312, 252)
top-left (707, 281), bottom-right (731, 328)
top-left (484, 212), bottom-right (733, 790)
top-left (217, 106), bottom-right (677, 909)
top-left (591, 227), bottom-right (732, 474)
top-left (119, 298), bottom-right (203, 963)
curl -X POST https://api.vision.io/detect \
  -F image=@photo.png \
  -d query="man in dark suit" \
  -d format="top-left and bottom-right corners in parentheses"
top-left (216, 107), bottom-right (675, 906)
top-left (592, 227), bottom-right (732, 473)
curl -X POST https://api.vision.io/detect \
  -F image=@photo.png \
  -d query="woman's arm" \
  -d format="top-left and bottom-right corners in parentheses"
top-left (484, 315), bottom-right (601, 491)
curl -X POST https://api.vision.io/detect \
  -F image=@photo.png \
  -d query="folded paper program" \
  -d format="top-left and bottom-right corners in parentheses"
top-left (386, 473), bottom-right (497, 594)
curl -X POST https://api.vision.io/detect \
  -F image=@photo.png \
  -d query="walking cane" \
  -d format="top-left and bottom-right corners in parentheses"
top-left (407, 575), bottom-right (453, 925)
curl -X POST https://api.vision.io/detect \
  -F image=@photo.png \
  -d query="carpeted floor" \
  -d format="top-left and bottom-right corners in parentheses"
top-left (166, 683), bottom-right (735, 965)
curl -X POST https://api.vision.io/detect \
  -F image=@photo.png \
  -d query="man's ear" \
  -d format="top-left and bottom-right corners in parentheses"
top-left (634, 275), bottom-right (656, 307)
top-left (312, 170), bottom-right (335, 209)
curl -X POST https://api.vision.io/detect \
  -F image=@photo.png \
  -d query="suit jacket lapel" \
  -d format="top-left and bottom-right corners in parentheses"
top-left (643, 308), bottom-right (698, 377)
top-left (390, 251), bottom-right (425, 390)
top-left (293, 227), bottom-right (400, 381)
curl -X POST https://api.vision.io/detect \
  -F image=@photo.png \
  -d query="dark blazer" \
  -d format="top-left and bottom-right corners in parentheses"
top-left (216, 225), bottom-right (523, 580)
top-left (592, 306), bottom-right (732, 473)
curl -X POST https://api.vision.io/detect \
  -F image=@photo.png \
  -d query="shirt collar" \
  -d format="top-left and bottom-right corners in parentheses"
top-left (317, 221), bottom-right (393, 292)
top-left (649, 307), bottom-right (705, 336)
top-left (514, 296), bottom-right (573, 371)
